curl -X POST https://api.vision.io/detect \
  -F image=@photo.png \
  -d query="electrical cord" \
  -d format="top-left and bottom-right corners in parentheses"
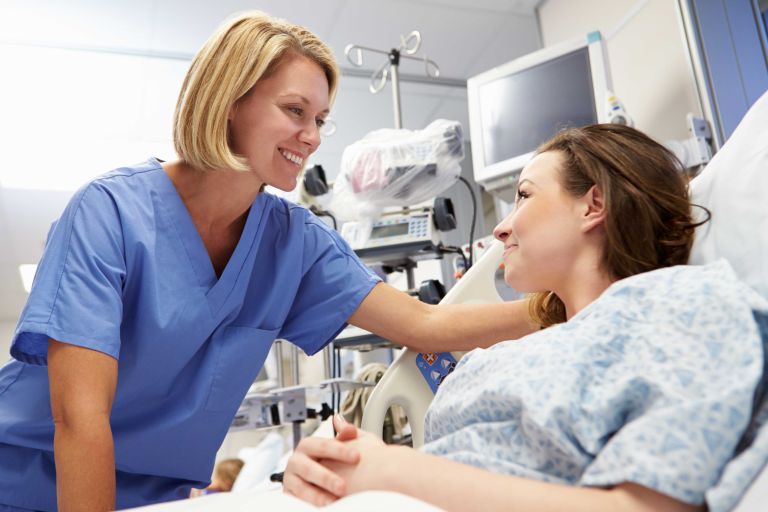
top-left (309, 206), bottom-right (338, 231)
top-left (458, 176), bottom-right (477, 270)
top-left (438, 244), bottom-right (468, 271)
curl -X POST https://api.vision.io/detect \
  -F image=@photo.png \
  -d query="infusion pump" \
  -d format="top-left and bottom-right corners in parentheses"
top-left (340, 210), bottom-right (439, 260)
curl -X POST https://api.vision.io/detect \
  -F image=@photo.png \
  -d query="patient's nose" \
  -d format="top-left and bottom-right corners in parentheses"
top-left (493, 221), bottom-right (510, 242)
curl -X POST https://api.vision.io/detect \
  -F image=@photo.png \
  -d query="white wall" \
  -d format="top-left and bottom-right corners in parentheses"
top-left (0, 320), bottom-right (15, 363)
top-left (537, 0), bottom-right (702, 142)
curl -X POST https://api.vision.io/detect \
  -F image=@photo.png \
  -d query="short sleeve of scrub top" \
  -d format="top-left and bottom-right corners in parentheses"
top-left (11, 181), bottom-right (125, 365)
top-left (277, 214), bottom-right (381, 355)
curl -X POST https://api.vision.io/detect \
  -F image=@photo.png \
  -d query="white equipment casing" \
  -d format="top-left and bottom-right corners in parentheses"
top-left (361, 241), bottom-right (504, 447)
top-left (467, 33), bottom-right (612, 199)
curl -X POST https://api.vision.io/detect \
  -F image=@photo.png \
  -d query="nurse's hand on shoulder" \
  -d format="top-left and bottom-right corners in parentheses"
top-left (283, 415), bottom-right (361, 506)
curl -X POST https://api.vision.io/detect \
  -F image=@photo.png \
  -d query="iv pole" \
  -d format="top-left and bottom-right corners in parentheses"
top-left (344, 31), bottom-right (440, 129)
top-left (343, 32), bottom-right (442, 290)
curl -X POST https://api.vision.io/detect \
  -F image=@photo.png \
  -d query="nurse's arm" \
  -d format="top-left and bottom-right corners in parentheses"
top-left (48, 339), bottom-right (118, 512)
top-left (348, 282), bottom-right (535, 352)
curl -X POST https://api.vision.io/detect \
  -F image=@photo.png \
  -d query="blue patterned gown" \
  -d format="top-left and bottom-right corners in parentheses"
top-left (423, 261), bottom-right (768, 509)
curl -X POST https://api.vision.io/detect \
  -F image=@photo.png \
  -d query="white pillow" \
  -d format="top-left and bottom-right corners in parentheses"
top-left (689, 89), bottom-right (768, 300)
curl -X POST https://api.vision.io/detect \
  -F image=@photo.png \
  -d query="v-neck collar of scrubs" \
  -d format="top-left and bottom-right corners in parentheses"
top-left (152, 158), bottom-right (269, 313)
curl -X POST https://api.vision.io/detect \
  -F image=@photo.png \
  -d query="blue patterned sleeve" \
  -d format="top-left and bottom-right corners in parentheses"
top-left (580, 270), bottom-right (765, 505)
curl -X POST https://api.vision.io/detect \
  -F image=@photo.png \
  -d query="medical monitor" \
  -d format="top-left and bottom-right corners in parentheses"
top-left (468, 32), bottom-right (613, 199)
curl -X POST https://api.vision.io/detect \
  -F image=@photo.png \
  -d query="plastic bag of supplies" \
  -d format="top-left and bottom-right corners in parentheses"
top-left (330, 119), bottom-right (464, 219)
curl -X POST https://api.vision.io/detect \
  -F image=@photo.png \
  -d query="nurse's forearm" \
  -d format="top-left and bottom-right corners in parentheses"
top-left (419, 299), bottom-right (537, 351)
top-left (350, 283), bottom-right (536, 352)
top-left (54, 418), bottom-right (116, 512)
top-left (48, 339), bottom-right (118, 511)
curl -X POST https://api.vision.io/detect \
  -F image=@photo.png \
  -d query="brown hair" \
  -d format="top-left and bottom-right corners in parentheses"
top-left (173, 11), bottom-right (339, 172)
top-left (214, 458), bottom-right (245, 491)
top-left (528, 124), bottom-right (709, 328)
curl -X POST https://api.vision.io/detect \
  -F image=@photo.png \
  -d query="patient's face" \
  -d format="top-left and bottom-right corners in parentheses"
top-left (492, 151), bottom-right (585, 292)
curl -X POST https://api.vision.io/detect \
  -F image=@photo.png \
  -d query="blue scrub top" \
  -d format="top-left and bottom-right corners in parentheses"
top-left (0, 158), bottom-right (380, 511)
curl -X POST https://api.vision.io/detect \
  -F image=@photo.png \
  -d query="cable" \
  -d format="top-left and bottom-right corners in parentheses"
top-left (438, 244), bottom-right (468, 272)
top-left (309, 206), bottom-right (338, 230)
top-left (458, 176), bottom-right (477, 270)
top-left (605, 0), bottom-right (650, 41)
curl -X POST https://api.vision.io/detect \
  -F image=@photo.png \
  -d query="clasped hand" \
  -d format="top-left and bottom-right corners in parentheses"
top-left (283, 414), bottom-right (388, 506)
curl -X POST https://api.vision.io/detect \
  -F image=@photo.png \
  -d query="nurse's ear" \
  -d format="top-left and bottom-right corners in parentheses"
top-left (578, 184), bottom-right (606, 234)
top-left (228, 93), bottom-right (246, 122)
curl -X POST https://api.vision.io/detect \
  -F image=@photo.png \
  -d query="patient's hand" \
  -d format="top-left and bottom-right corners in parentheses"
top-left (283, 415), bottom-right (362, 506)
top-left (319, 428), bottom-right (389, 496)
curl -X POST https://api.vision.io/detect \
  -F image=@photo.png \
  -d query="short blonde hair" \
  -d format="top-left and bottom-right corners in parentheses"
top-left (213, 458), bottom-right (244, 491)
top-left (173, 11), bottom-right (339, 172)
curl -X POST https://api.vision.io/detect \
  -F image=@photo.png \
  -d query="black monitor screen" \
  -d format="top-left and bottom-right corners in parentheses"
top-left (479, 47), bottom-right (597, 166)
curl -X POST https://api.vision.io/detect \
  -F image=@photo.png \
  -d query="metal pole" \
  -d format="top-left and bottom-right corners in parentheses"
top-left (322, 344), bottom-right (333, 380)
top-left (391, 64), bottom-right (402, 129)
top-left (292, 422), bottom-right (302, 449)
top-left (275, 340), bottom-right (285, 388)
top-left (291, 344), bottom-right (300, 386)
top-left (389, 50), bottom-right (403, 129)
top-left (406, 265), bottom-right (416, 290)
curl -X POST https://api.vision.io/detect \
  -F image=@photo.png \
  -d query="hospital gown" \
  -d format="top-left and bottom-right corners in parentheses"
top-left (0, 158), bottom-right (380, 511)
top-left (423, 260), bottom-right (768, 507)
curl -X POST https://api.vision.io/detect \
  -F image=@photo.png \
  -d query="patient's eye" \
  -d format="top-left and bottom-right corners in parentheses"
top-left (516, 188), bottom-right (530, 201)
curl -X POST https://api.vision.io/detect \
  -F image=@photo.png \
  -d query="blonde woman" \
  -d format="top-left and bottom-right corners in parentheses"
top-left (0, 11), bottom-right (531, 512)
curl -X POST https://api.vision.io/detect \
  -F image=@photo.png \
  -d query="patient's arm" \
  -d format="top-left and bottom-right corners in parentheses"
top-left (349, 282), bottom-right (536, 352)
top-left (326, 443), bottom-right (701, 512)
top-left (286, 417), bottom-right (701, 512)
top-left (356, 446), bottom-right (702, 512)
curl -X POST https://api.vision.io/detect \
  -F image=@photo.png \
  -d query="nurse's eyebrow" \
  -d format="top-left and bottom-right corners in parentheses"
top-left (279, 93), bottom-right (330, 114)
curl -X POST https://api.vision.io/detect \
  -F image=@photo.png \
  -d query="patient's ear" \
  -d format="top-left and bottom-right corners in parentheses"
top-left (580, 185), bottom-right (606, 233)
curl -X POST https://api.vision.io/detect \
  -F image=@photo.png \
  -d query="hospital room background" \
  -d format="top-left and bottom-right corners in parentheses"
top-left (1, 0), bottom-right (767, 493)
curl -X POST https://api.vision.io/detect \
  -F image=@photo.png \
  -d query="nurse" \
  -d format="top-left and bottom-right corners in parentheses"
top-left (0, 10), bottom-right (531, 512)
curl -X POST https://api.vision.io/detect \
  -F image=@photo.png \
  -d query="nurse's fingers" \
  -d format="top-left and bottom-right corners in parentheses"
top-left (284, 450), bottom-right (347, 505)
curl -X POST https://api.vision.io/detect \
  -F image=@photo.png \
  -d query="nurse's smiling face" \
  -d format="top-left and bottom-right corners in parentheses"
top-left (492, 151), bottom-right (587, 293)
top-left (228, 53), bottom-right (330, 191)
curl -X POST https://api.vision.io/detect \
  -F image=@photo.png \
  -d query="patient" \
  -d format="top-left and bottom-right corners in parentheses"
top-left (190, 458), bottom-right (244, 497)
top-left (283, 124), bottom-right (768, 511)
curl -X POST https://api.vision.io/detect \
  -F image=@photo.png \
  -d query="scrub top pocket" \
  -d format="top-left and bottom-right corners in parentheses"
top-left (204, 326), bottom-right (278, 413)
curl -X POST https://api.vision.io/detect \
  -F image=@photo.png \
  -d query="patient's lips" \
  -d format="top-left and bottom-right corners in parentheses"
top-left (503, 243), bottom-right (519, 258)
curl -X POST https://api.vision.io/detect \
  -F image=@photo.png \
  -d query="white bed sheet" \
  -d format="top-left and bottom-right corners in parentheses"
top-left (124, 489), bottom-right (443, 512)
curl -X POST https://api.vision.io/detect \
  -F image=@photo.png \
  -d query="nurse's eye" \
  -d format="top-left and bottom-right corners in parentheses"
top-left (315, 118), bottom-right (326, 128)
top-left (285, 106), bottom-right (304, 117)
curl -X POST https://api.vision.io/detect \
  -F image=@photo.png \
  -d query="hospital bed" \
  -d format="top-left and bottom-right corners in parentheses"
top-left (361, 89), bottom-right (768, 511)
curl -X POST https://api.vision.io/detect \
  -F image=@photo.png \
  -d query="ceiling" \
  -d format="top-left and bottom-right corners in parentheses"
top-left (0, 0), bottom-right (542, 321)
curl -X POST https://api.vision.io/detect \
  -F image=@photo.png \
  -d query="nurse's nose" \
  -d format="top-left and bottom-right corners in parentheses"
top-left (300, 121), bottom-right (321, 153)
